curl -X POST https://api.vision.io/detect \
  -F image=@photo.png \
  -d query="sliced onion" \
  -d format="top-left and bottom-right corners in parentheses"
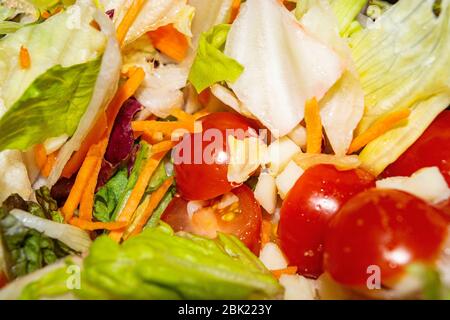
top-left (10, 209), bottom-right (91, 253)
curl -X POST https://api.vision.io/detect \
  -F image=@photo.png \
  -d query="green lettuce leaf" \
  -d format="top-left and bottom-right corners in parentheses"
top-left (0, 194), bottom-right (73, 279)
top-left (0, 58), bottom-right (102, 151)
top-left (329, 0), bottom-right (367, 35)
top-left (351, 0), bottom-right (450, 175)
top-left (35, 187), bottom-right (64, 223)
top-left (188, 24), bottom-right (244, 93)
top-left (93, 167), bottom-right (129, 223)
top-left (145, 187), bottom-right (175, 229)
top-left (19, 225), bottom-right (283, 300)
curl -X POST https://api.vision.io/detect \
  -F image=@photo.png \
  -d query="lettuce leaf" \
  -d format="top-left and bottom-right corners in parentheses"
top-left (329, 0), bottom-right (367, 35)
top-left (188, 24), bottom-right (244, 93)
top-left (0, 58), bottom-right (101, 151)
top-left (352, 0), bottom-right (450, 175)
top-left (93, 167), bottom-right (129, 223)
top-left (17, 225), bottom-right (283, 300)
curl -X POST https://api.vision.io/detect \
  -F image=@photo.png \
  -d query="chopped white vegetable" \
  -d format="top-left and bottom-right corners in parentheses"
top-left (227, 135), bottom-right (268, 184)
top-left (0, 149), bottom-right (32, 203)
top-left (187, 200), bottom-right (208, 219)
top-left (279, 274), bottom-right (317, 300)
top-left (376, 167), bottom-right (450, 205)
top-left (276, 161), bottom-right (304, 199)
top-left (44, 134), bottom-right (69, 154)
top-left (224, 0), bottom-right (343, 137)
top-left (10, 209), bottom-right (92, 253)
top-left (288, 125), bottom-right (307, 151)
top-left (217, 192), bottom-right (239, 210)
top-left (259, 242), bottom-right (288, 270)
top-left (254, 172), bottom-right (277, 214)
top-left (266, 137), bottom-right (301, 175)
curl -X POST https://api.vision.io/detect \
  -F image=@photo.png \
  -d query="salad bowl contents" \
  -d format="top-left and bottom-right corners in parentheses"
top-left (0, 0), bottom-right (449, 300)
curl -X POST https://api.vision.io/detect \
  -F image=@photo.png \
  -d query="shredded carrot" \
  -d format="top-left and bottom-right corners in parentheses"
top-left (41, 10), bottom-right (51, 19)
top-left (69, 218), bottom-right (127, 231)
top-left (261, 220), bottom-right (273, 248)
top-left (41, 151), bottom-right (57, 178)
top-left (34, 144), bottom-right (47, 170)
top-left (109, 151), bottom-right (169, 242)
top-left (19, 46), bottom-right (31, 69)
top-left (305, 98), bottom-right (323, 154)
top-left (148, 24), bottom-right (189, 63)
top-left (229, 0), bottom-right (242, 23)
top-left (348, 108), bottom-right (411, 154)
top-left (125, 177), bottom-right (174, 239)
top-left (141, 131), bottom-right (164, 144)
top-left (62, 68), bottom-right (145, 178)
top-left (271, 266), bottom-right (298, 279)
top-left (170, 108), bottom-right (195, 122)
top-left (61, 155), bottom-right (99, 222)
top-left (132, 120), bottom-right (195, 136)
top-left (116, 0), bottom-right (145, 46)
top-left (193, 108), bottom-right (210, 120)
top-left (62, 113), bottom-right (107, 178)
top-left (78, 138), bottom-right (108, 221)
top-left (150, 140), bottom-right (175, 154)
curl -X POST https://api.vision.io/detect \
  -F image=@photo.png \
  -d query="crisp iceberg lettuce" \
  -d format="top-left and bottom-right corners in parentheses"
top-left (352, 0), bottom-right (450, 175)
top-left (224, 0), bottom-right (343, 137)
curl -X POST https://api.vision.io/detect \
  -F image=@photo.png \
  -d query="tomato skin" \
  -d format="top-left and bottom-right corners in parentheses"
top-left (278, 165), bottom-right (375, 279)
top-left (0, 272), bottom-right (7, 288)
top-left (382, 111), bottom-right (450, 186)
top-left (324, 189), bottom-right (448, 287)
top-left (161, 185), bottom-right (262, 253)
top-left (174, 112), bottom-right (257, 201)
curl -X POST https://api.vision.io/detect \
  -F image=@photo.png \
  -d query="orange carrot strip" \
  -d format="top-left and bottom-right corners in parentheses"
top-left (109, 151), bottom-right (168, 242)
top-left (132, 120), bottom-right (194, 135)
top-left (148, 24), bottom-right (189, 63)
top-left (69, 218), bottom-right (127, 231)
top-left (261, 220), bottom-right (273, 248)
top-left (41, 151), bottom-right (57, 178)
top-left (78, 138), bottom-right (108, 221)
top-left (41, 11), bottom-right (51, 19)
top-left (62, 113), bottom-right (107, 178)
top-left (61, 155), bottom-right (99, 222)
top-left (151, 140), bottom-right (175, 154)
top-left (19, 46), bottom-right (31, 69)
top-left (62, 68), bottom-right (145, 178)
top-left (116, 0), bottom-right (145, 46)
top-left (34, 144), bottom-right (47, 171)
top-left (125, 177), bottom-right (174, 239)
top-left (305, 98), bottom-right (323, 154)
top-left (229, 0), bottom-right (242, 23)
top-left (348, 108), bottom-right (411, 154)
top-left (170, 108), bottom-right (195, 122)
top-left (271, 266), bottom-right (298, 279)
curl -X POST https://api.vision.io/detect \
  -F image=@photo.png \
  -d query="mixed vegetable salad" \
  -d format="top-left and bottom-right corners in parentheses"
top-left (0, 0), bottom-right (449, 300)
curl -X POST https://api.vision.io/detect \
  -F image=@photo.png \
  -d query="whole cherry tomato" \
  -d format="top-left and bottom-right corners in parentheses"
top-left (324, 189), bottom-right (449, 287)
top-left (278, 164), bottom-right (375, 278)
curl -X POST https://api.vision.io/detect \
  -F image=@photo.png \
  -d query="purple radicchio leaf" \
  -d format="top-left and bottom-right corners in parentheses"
top-left (105, 9), bottom-right (115, 19)
top-left (105, 98), bottom-right (142, 165)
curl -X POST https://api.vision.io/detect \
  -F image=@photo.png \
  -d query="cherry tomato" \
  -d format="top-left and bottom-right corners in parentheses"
top-left (174, 112), bottom-right (258, 201)
top-left (162, 185), bottom-right (262, 253)
top-left (324, 189), bottom-right (448, 287)
top-left (382, 111), bottom-right (450, 185)
top-left (278, 165), bottom-right (375, 278)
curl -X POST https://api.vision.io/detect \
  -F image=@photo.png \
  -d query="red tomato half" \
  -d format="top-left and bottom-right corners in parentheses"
top-left (278, 165), bottom-right (375, 278)
top-left (174, 112), bottom-right (258, 201)
top-left (161, 185), bottom-right (262, 253)
top-left (324, 189), bottom-right (448, 287)
top-left (382, 111), bottom-right (450, 185)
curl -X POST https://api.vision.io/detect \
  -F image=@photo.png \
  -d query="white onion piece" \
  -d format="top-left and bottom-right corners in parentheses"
top-left (44, 134), bottom-right (69, 154)
top-left (47, 9), bottom-right (121, 186)
top-left (259, 242), bottom-right (288, 270)
top-left (187, 200), bottom-right (208, 219)
top-left (10, 209), bottom-right (92, 253)
top-left (225, 0), bottom-right (343, 137)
